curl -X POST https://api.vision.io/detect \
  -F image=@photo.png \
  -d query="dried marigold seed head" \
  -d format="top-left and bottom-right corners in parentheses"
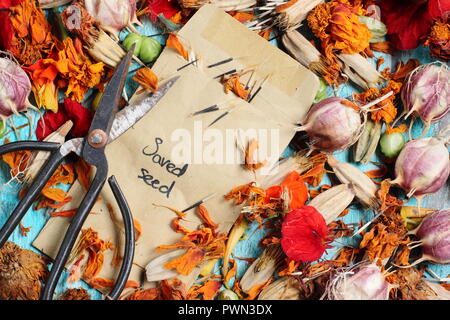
top-left (0, 241), bottom-right (48, 300)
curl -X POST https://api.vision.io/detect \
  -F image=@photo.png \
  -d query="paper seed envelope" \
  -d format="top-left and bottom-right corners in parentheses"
top-left (34, 5), bottom-right (319, 288)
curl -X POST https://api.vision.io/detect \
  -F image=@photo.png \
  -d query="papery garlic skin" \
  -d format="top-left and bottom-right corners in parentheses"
top-left (334, 264), bottom-right (389, 300)
top-left (416, 210), bottom-right (450, 264)
top-left (393, 137), bottom-right (450, 198)
top-left (402, 63), bottom-right (450, 127)
top-left (299, 97), bottom-right (362, 152)
top-left (0, 57), bottom-right (32, 118)
top-left (84, 0), bottom-right (138, 36)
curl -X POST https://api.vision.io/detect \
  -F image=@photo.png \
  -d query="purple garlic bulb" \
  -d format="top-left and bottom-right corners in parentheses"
top-left (84, 0), bottom-right (138, 37)
top-left (416, 210), bottom-right (450, 264)
top-left (0, 56), bottom-right (32, 118)
top-left (392, 137), bottom-right (450, 198)
top-left (328, 263), bottom-right (390, 300)
top-left (402, 62), bottom-right (450, 130)
top-left (299, 97), bottom-right (362, 152)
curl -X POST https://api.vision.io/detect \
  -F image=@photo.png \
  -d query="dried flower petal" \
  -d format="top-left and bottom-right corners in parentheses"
top-left (166, 32), bottom-right (189, 60)
top-left (133, 67), bottom-right (159, 94)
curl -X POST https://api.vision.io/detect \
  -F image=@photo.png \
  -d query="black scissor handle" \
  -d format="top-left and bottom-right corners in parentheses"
top-left (0, 140), bottom-right (61, 154)
top-left (0, 141), bottom-right (65, 247)
top-left (40, 168), bottom-right (135, 300)
top-left (106, 175), bottom-right (135, 300)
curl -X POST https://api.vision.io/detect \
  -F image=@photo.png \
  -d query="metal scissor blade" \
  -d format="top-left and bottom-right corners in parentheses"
top-left (86, 48), bottom-right (135, 142)
top-left (108, 76), bottom-right (180, 143)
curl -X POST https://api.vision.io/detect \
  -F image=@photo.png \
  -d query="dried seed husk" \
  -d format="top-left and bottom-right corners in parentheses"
top-left (145, 249), bottom-right (186, 282)
top-left (240, 244), bottom-right (283, 293)
top-left (87, 29), bottom-right (126, 67)
top-left (258, 276), bottom-right (301, 300)
top-left (199, 258), bottom-right (218, 277)
top-left (178, 0), bottom-right (256, 11)
top-left (281, 29), bottom-right (326, 76)
top-left (38, 0), bottom-right (72, 8)
top-left (327, 155), bottom-right (378, 208)
top-left (24, 120), bottom-right (73, 184)
top-left (275, 0), bottom-right (324, 30)
top-left (338, 53), bottom-right (382, 89)
top-left (261, 152), bottom-right (325, 188)
top-left (353, 119), bottom-right (382, 164)
top-left (222, 215), bottom-right (248, 276)
top-left (309, 183), bottom-right (355, 224)
top-left (358, 16), bottom-right (387, 43)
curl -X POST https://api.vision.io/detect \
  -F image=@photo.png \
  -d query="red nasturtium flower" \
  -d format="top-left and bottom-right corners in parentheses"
top-left (265, 171), bottom-right (308, 210)
top-left (380, 0), bottom-right (450, 50)
top-left (281, 206), bottom-right (331, 262)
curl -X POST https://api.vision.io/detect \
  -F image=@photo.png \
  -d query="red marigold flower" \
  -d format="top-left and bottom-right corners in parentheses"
top-left (281, 206), bottom-right (331, 262)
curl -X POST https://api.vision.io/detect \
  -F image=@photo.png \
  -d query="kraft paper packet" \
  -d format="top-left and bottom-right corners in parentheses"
top-left (34, 5), bottom-right (319, 288)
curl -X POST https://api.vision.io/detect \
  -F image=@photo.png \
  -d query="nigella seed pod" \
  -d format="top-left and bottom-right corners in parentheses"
top-left (413, 210), bottom-right (450, 264)
top-left (325, 262), bottom-right (390, 300)
top-left (297, 97), bottom-right (362, 152)
top-left (0, 54), bottom-right (33, 119)
top-left (391, 137), bottom-right (450, 199)
top-left (84, 0), bottom-right (139, 38)
top-left (402, 62), bottom-right (450, 133)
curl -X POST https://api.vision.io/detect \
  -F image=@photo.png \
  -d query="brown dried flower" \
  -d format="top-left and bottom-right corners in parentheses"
top-left (424, 15), bottom-right (450, 62)
top-left (58, 288), bottom-right (91, 300)
top-left (0, 242), bottom-right (48, 300)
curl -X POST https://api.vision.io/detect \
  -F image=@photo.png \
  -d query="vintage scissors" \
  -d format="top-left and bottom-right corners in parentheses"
top-left (0, 48), bottom-right (179, 300)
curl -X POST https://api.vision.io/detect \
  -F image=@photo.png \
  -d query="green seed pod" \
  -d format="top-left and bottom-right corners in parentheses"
top-left (123, 33), bottom-right (143, 56)
top-left (218, 289), bottom-right (239, 300)
top-left (139, 37), bottom-right (162, 63)
top-left (380, 131), bottom-right (405, 158)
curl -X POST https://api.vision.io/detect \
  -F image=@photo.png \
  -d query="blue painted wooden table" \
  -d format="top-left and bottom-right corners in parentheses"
top-left (0, 18), bottom-right (448, 300)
